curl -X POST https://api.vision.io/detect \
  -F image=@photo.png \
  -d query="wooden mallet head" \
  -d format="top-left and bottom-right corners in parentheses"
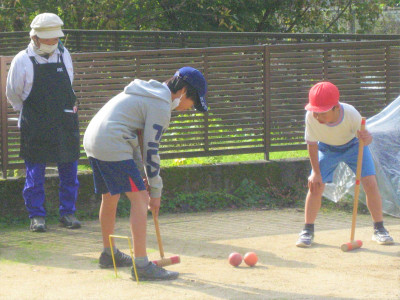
top-left (341, 240), bottom-right (362, 252)
top-left (152, 255), bottom-right (180, 267)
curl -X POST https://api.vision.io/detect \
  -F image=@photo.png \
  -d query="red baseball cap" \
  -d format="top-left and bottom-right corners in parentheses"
top-left (305, 81), bottom-right (339, 112)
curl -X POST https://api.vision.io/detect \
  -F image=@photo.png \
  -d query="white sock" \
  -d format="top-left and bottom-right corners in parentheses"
top-left (135, 256), bottom-right (149, 268)
top-left (104, 247), bottom-right (117, 255)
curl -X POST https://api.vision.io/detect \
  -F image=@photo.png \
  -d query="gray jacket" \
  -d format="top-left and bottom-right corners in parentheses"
top-left (83, 79), bottom-right (172, 198)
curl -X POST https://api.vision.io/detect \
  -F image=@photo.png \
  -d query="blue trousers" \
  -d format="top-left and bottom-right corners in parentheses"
top-left (23, 160), bottom-right (79, 218)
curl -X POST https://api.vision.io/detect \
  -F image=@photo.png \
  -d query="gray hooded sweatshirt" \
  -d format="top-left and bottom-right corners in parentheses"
top-left (83, 79), bottom-right (173, 198)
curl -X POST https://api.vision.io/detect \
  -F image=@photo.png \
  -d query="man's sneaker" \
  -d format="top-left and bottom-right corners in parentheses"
top-left (296, 230), bottom-right (314, 248)
top-left (131, 262), bottom-right (179, 281)
top-left (99, 249), bottom-right (133, 268)
top-left (372, 227), bottom-right (394, 245)
top-left (30, 216), bottom-right (46, 232)
top-left (59, 214), bottom-right (81, 229)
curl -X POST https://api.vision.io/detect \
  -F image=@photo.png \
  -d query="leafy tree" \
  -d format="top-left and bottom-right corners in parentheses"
top-left (374, 0), bottom-right (400, 34)
top-left (0, 0), bottom-right (395, 33)
top-left (156, 0), bottom-right (383, 33)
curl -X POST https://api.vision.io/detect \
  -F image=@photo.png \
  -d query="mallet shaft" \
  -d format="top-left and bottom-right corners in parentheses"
top-left (152, 210), bottom-right (165, 258)
top-left (350, 117), bottom-right (366, 241)
top-left (138, 129), bottom-right (164, 257)
top-left (138, 129), bottom-right (180, 266)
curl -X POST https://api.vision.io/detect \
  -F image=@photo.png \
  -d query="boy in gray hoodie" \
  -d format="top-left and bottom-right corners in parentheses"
top-left (83, 67), bottom-right (207, 281)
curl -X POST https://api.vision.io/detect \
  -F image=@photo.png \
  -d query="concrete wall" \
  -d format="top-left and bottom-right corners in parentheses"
top-left (0, 158), bottom-right (310, 221)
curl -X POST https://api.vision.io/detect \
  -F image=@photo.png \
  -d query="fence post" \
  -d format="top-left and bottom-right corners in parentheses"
top-left (155, 33), bottom-right (160, 49)
top-left (0, 56), bottom-right (9, 178)
top-left (179, 31), bottom-right (185, 48)
top-left (323, 46), bottom-right (328, 80)
top-left (76, 31), bottom-right (81, 52)
top-left (263, 46), bottom-right (271, 160)
top-left (385, 45), bottom-right (390, 107)
top-left (203, 50), bottom-right (209, 154)
top-left (114, 31), bottom-right (120, 51)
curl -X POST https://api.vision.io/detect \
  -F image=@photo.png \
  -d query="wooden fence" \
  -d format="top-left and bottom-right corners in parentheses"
top-left (1, 40), bottom-right (399, 177)
top-left (1, 30), bottom-right (400, 55)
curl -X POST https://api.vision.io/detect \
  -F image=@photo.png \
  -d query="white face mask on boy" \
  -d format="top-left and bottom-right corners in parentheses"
top-left (171, 93), bottom-right (185, 110)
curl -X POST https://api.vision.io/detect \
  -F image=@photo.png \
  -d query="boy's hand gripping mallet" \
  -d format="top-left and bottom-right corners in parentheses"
top-left (341, 117), bottom-right (366, 252)
top-left (137, 129), bottom-right (180, 266)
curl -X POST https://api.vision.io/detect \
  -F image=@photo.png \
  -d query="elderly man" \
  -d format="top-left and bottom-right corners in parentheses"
top-left (6, 13), bottom-right (81, 232)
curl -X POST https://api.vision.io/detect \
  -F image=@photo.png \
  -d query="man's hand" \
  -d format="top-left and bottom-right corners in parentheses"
top-left (149, 197), bottom-right (161, 217)
top-left (308, 171), bottom-right (323, 193)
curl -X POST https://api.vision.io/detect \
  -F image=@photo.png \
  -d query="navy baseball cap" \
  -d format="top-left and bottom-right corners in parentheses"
top-left (175, 67), bottom-right (208, 112)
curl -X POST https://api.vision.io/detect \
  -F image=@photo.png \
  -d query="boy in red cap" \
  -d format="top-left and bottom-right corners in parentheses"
top-left (296, 81), bottom-right (394, 247)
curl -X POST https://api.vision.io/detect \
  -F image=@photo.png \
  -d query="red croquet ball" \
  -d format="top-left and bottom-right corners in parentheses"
top-left (244, 252), bottom-right (258, 267)
top-left (228, 252), bottom-right (242, 267)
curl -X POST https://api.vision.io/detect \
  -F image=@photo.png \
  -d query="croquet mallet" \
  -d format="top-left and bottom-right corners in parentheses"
top-left (151, 210), bottom-right (181, 267)
top-left (340, 117), bottom-right (366, 252)
top-left (137, 129), bottom-right (181, 267)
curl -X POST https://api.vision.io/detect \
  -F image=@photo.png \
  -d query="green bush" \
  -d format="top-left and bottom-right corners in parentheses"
top-left (160, 178), bottom-right (307, 213)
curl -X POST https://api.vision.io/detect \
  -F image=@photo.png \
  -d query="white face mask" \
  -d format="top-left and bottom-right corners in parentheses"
top-left (31, 39), bottom-right (58, 56)
top-left (39, 43), bottom-right (58, 54)
top-left (171, 93), bottom-right (185, 111)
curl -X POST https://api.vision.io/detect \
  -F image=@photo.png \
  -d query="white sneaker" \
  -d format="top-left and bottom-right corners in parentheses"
top-left (372, 228), bottom-right (394, 245)
top-left (296, 230), bottom-right (314, 247)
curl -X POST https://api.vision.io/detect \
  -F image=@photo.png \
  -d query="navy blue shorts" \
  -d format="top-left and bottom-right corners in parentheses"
top-left (88, 157), bottom-right (146, 195)
top-left (318, 138), bottom-right (376, 183)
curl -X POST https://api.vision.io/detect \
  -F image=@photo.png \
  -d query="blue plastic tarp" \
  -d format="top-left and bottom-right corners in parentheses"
top-left (323, 96), bottom-right (400, 218)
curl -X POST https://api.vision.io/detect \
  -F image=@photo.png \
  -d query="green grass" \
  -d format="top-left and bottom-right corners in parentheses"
top-left (160, 150), bottom-right (308, 167)
top-left (0, 258), bottom-right (19, 265)
top-left (77, 150), bottom-right (308, 171)
top-left (1, 245), bottom-right (53, 264)
top-left (78, 164), bottom-right (92, 171)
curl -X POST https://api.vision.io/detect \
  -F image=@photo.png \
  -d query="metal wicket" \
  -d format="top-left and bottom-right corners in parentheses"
top-left (109, 234), bottom-right (139, 283)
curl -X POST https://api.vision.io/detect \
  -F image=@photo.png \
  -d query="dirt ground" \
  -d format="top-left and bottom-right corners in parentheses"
top-left (0, 208), bottom-right (399, 300)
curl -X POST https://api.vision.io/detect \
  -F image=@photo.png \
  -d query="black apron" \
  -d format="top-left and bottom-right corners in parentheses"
top-left (20, 52), bottom-right (80, 163)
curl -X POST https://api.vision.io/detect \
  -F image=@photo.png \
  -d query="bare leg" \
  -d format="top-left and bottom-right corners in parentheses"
top-left (99, 193), bottom-right (120, 248)
top-left (125, 191), bottom-right (150, 257)
top-left (361, 175), bottom-right (383, 222)
top-left (305, 183), bottom-right (325, 224)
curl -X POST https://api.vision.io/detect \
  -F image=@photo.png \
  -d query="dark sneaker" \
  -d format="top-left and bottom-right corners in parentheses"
top-left (99, 249), bottom-right (133, 268)
top-left (30, 216), bottom-right (46, 232)
top-left (131, 262), bottom-right (179, 281)
top-left (59, 214), bottom-right (81, 229)
top-left (296, 230), bottom-right (314, 247)
top-left (372, 227), bottom-right (394, 245)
